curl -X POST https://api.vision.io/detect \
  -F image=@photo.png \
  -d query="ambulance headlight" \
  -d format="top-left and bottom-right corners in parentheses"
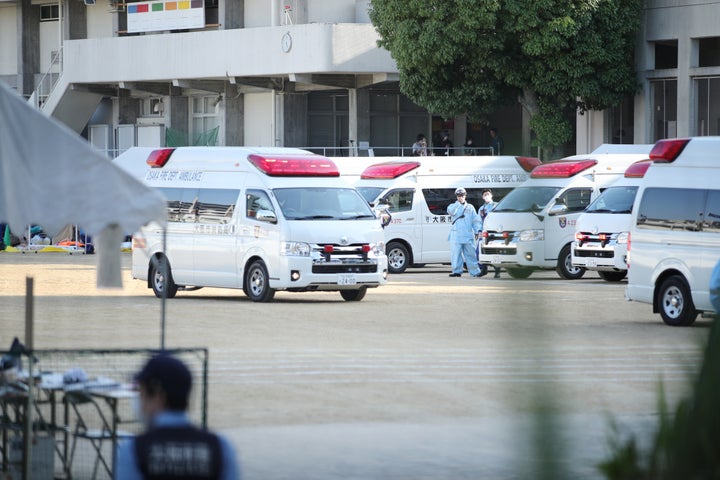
top-left (616, 232), bottom-right (629, 244)
top-left (371, 241), bottom-right (385, 256)
top-left (519, 229), bottom-right (544, 241)
top-left (281, 242), bottom-right (311, 256)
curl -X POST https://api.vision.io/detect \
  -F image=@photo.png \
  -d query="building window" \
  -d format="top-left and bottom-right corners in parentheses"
top-left (654, 40), bottom-right (678, 69)
top-left (651, 79), bottom-right (677, 141)
top-left (307, 92), bottom-right (349, 156)
top-left (699, 37), bottom-right (720, 67)
top-left (696, 77), bottom-right (720, 136)
top-left (40, 4), bottom-right (59, 21)
top-left (191, 96), bottom-right (220, 146)
top-left (607, 97), bottom-right (634, 144)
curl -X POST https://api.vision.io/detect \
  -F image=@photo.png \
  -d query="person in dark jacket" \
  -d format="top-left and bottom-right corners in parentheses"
top-left (115, 354), bottom-right (240, 479)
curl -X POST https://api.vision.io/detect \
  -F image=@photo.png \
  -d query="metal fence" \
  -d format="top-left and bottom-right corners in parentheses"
top-left (0, 348), bottom-right (208, 479)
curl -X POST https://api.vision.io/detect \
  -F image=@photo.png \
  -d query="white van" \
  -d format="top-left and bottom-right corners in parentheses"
top-left (126, 147), bottom-right (388, 302)
top-left (571, 159), bottom-right (653, 282)
top-left (478, 147), bottom-right (651, 279)
top-left (626, 137), bottom-right (720, 326)
top-left (358, 156), bottom-right (541, 273)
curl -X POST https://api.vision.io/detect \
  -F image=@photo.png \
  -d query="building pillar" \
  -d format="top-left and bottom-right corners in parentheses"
top-left (225, 85), bottom-right (244, 146)
top-left (676, 36), bottom-right (692, 137)
top-left (16, 0), bottom-right (40, 96)
top-left (221, 0), bottom-right (244, 29)
top-left (348, 88), bottom-right (358, 155)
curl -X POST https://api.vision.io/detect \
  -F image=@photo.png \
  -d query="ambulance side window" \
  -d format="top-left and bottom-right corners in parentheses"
top-left (557, 188), bottom-right (593, 212)
top-left (381, 189), bottom-right (414, 213)
top-left (158, 187), bottom-right (199, 223)
top-left (246, 190), bottom-right (275, 220)
top-left (197, 189), bottom-right (240, 224)
top-left (422, 189), bottom-right (453, 215)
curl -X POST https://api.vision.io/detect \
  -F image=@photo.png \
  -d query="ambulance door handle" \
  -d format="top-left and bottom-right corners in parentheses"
top-left (406, 217), bottom-right (414, 221)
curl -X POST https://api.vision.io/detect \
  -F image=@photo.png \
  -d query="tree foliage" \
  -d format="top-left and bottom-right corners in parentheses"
top-left (369, 0), bottom-right (642, 153)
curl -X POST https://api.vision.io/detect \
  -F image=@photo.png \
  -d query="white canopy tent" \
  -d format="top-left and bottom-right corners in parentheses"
top-left (0, 81), bottom-right (166, 287)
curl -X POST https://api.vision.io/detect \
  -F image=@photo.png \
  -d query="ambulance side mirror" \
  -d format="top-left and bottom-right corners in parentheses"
top-left (256, 209), bottom-right (278, 224)
top-left (548, 203), bottom-right (568, 216)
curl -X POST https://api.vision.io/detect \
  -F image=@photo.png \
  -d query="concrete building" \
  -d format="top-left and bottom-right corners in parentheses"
top-left (1, 0), bottom-right (718, 158)
top-left (577, 0), bottom-right (720, 153)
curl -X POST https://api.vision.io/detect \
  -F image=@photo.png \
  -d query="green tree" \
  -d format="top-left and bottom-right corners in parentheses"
top-left (369, 0), bottom-right (642, 159)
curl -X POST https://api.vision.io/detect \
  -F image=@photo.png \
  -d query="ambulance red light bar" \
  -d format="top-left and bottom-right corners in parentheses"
top-left (624, 160), bottom-right (654, 178)
top-left (147, 148), bottom-right (176, 168)
top-left (530, 160), bottom-right (598, 178)
top-left (649, 138), bottom-right (690, 162)
top-left (248, 154), bottom-right (339, 177)
top-left (515, 156), bottom-right (542, 172)
top-left (360, 161), bottom-right (421, 179)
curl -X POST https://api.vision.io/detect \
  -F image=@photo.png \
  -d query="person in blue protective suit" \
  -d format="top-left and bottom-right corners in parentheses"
top-left (477, 189), bottom-right (502, 278)
top-left (447, 187), bottom-right (483, 277)
top-left (711, 257), bottom-right (720, 315)
top-left (115, 354), bottom-right (240, 479)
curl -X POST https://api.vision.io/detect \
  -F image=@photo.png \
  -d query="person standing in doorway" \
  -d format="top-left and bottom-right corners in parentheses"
top-left (447, 187), bottom-right (483, 277)
top-left (115, 354), bottom-right (240, 479)
top-left (489, 127), bottom-right (503, 155)
top-left (477, 189), bottom-right (502, 278)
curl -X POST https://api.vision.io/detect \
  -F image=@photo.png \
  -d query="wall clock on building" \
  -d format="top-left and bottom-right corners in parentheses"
top-left (281, 32), bottom-right (292, 53)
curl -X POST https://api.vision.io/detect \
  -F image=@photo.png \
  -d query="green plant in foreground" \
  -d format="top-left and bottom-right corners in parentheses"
top-left (599, 317), bottom-right (720, 479)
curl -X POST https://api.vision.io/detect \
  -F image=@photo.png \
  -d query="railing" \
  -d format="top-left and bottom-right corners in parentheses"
top-left (300, 145), bottom-right (496, 157)
top-left (29, 46), bottom-right (63, 110)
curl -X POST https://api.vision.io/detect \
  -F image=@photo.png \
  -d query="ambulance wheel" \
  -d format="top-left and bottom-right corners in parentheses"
top-left (598, 270), bottom-right (627, 282)
top-left (150, 256), bottom-right (178, 299)
top-left (506, 267), bottom-right (533, 279)
top-left (386, 242), bottom-right (409, 274)
top-left (245, 260), bottom-right (275, 302)
top-left (657, 276), bottom-right (697, 327)
top-left (556, 245), bottom-right (586, 280)
top-left (340, 287), bottom-right (367, 302)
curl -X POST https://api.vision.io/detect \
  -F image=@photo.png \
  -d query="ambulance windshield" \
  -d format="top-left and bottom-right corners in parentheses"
top-left (494, 186), bottom-right (561, 212)
top-left (584, 186), bottom-right (638, 214)
top-left (274, 187), bottom-right (376, 221)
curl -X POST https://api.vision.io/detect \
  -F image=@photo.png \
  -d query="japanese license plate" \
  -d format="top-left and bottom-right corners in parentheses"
top-left (587, 258), bottom-right (598, 268)
top-left (492, 255), bottom-right (501, 264)
top-left (338, 274), bottom-right (357, 285)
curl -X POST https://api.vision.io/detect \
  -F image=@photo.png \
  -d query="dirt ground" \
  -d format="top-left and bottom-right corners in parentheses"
top-left (0, 252), bottom-right (708, 479)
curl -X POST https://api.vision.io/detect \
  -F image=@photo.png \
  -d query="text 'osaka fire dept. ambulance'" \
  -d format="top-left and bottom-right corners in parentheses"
top-left (626, 137), bottom-right (720, 326)
top-left (126, 147), bottom-right (388, 302)
top-left (571, 158), bottom-right (654, 282)
top-left (478, 145), bottom-right (652, 279)
top-left (357, 156), bottom-right (541, 273)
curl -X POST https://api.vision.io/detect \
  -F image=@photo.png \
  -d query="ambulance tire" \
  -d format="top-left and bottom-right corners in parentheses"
top-left (386, 242), bottom-right (409, 274)
top-left (340, 287), bottom-right (367, 302)
top-left (150, 256), bottom-right (178, 299)
top-left (245, 260), bottom-right (276, 302)
top-left (598, 270), bottom-right (627, 282)
top-left (556, 245), bottom-right (586, 280)
top-left (506, 267), bottom-right (533, 279)
top-left (657, 276), bottom-right (697, 327)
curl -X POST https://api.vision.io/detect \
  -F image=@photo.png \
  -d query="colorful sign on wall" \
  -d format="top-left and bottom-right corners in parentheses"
top-left (127, 1), bottom-right (205, 34)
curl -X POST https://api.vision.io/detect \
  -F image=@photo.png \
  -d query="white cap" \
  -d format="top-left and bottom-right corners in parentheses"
top-left (455, 187), bottom-right (466, 196)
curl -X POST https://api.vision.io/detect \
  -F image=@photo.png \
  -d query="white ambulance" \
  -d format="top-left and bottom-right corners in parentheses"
top-left (127, 147), bottom-right (388, 302)
top-left (571, 159), bottom-right (653, 282)
top-left (358, 156), bottom-right (541, 273)
top-left (626, 137), bottom-right (720, 326)
top-left (478, 147), bottom-right (651, 279)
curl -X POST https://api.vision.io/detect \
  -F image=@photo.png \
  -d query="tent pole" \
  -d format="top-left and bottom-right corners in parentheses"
top-left (161, 228), bottom-right (167, 350)
top-left (23, 276), bottom-right (34, 479)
